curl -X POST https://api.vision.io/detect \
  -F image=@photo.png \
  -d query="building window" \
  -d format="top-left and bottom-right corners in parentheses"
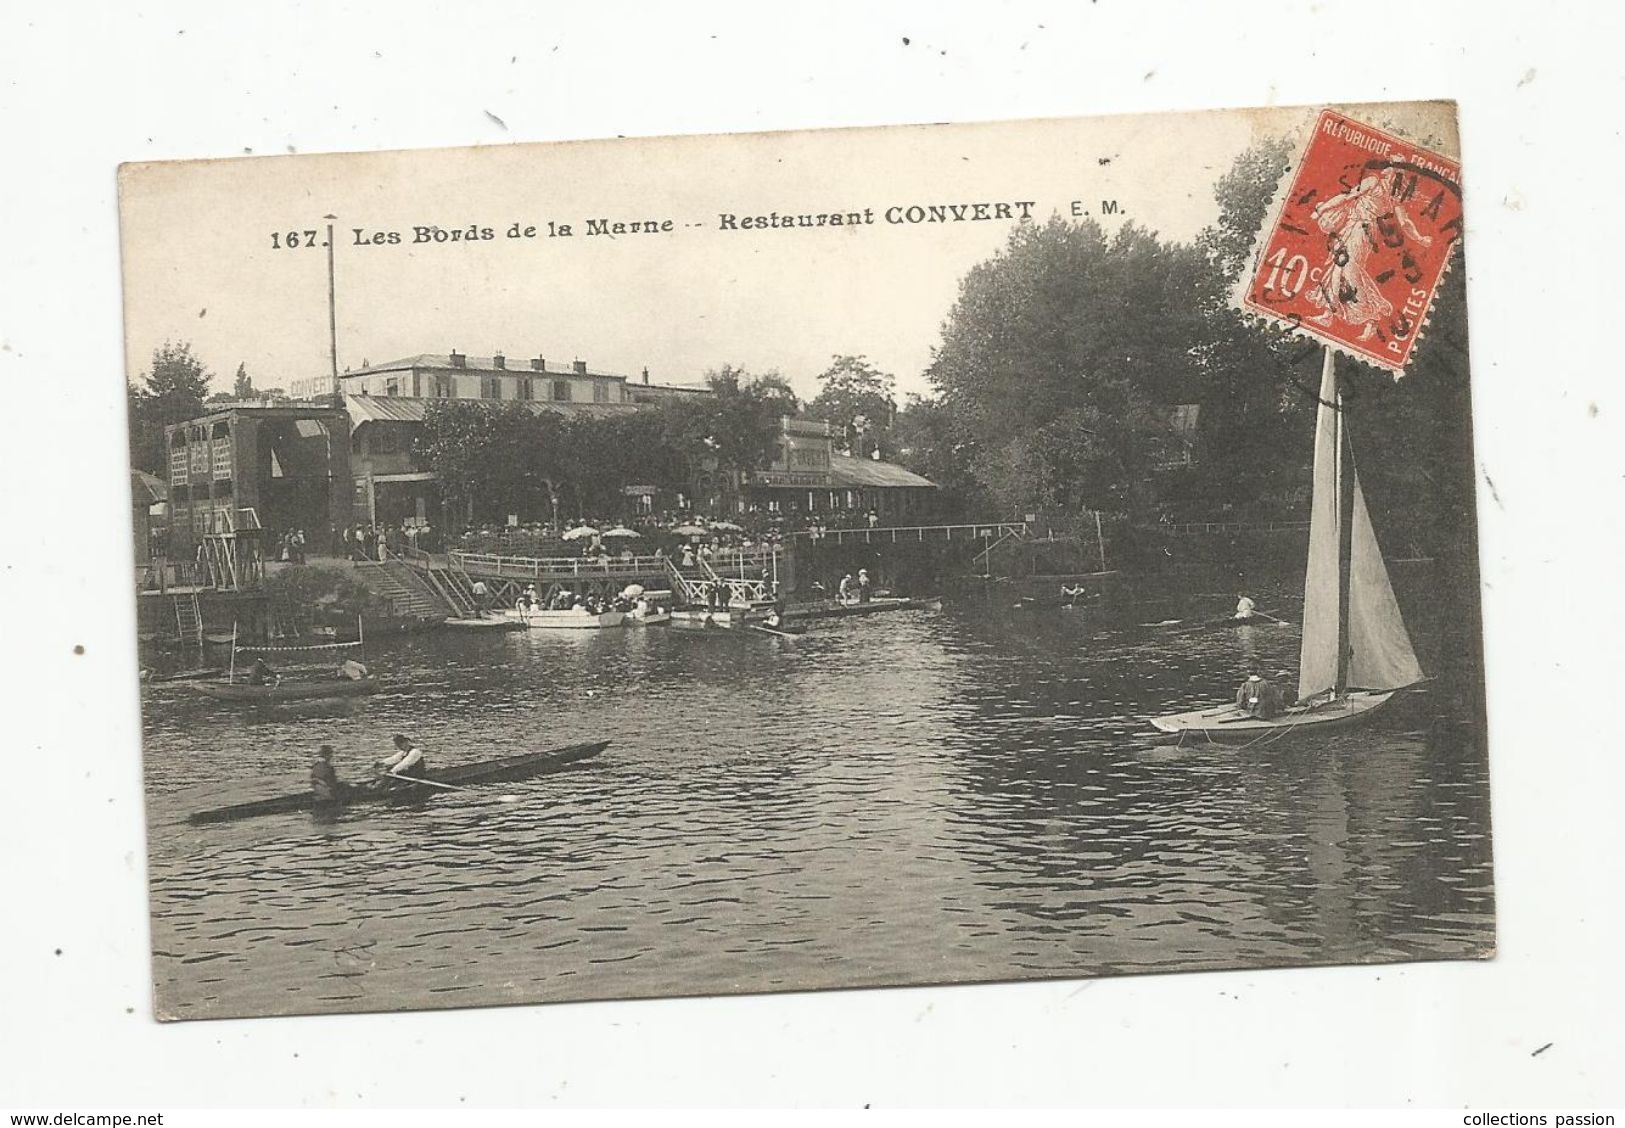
top-left (385, 377), bottom-right (400, 397)
top-left (482, 376), bottom-right (501, 400)
top-left (593, 382), bottom-right (610, 403)
top-left (518, 377), bottom-right (534, 401)
top-left (552, 380), bottom-right (571, 402)
top-left (434, 375), bottom-right (455, 398)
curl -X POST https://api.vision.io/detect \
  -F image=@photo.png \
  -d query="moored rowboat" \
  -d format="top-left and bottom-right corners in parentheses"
top-left (188, 677), bottom-right (381, 702)
top-left (186, 740), bottom-right (610, 824)
top-left (443, 616), bottom-right (526, 631)
top-left (506, 607), bottom-right (625, 629)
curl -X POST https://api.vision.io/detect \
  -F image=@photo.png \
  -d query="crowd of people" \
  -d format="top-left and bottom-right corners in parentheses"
top-left (337, 522), bottom-right (442, 561)
top-left (510, 582), bottom-right (666, 619)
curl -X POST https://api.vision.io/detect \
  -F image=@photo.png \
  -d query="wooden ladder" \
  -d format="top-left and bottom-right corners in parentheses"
top-left (172, 594), bottom-right (202, 647)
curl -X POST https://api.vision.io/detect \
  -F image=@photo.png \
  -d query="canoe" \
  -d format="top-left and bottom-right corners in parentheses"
top-left (186, 740), bottom-right (610, 824)
top-left (506, 608), bottom-right (626, 629)
top-left (188, 677), bottom-right (381, 702)
top-left (1149, 690), bottom-right (1396, 741)
top-left (625, 609), bottom-right (671, 626)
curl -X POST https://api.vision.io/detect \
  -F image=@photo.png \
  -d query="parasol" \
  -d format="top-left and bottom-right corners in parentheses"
top-left (562, 525), bottom-right (600, 540)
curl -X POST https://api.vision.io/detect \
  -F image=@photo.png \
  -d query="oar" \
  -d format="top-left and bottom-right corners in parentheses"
top-left (751, 624), bottom-right (800, 639)
top-left (1245, 609), bottom-right (1294, 627)
top-left (382, 774), bottom-right (521, 803)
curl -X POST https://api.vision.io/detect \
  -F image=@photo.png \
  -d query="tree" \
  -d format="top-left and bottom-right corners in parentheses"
top-left (926, 217), bottom-right (1210, 519)
top-left (127, 340), bottom-right (212, 472)
top-left (660, 368), bottom-right (786, 477)
top-left (808, 355), bottom-right (896, 458)
top-left (233, 362), bottom-right (254, 399)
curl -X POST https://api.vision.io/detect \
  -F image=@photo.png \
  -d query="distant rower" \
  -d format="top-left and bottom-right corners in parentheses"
top-left (1234, 594), bottom-right (1257, 620)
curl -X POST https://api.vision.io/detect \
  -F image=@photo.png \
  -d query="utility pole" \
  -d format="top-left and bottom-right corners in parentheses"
top-left (324, 214), bottom-right (338, 398)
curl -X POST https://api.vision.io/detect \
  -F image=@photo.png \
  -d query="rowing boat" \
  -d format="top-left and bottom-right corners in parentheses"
top-left (505, 607), bottom-right (626, 629)
top-left (443, 616), bottom-right (526, 631)
top-left (185, 740), bottom-right (610, 823)
top-left (188, 677), bottom-right (381, 702)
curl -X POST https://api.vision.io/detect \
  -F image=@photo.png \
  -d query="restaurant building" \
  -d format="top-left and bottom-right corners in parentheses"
top-left (159, 349), bottom-right (935, 543)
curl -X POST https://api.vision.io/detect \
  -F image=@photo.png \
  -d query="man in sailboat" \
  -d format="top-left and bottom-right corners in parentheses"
top-left (1235, 674), bottom-right (1284, 719)
top-left (247, 656), bottom-right (279, 686)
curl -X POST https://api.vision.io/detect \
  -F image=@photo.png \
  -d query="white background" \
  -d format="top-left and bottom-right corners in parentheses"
top-left (2, 0), bottom-right (1621, 1110)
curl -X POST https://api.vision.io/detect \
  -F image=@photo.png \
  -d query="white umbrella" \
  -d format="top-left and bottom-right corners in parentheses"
top-left (620, 583), bottom-right (646, 598)
top-left (562, 525), bottom-right (600, 541)
top-left (602, 526), bottom-right (641, 538)
top-left (709, 520), bottom-right (743, 532)
top-left (671, 524), bottom-right (708, 536)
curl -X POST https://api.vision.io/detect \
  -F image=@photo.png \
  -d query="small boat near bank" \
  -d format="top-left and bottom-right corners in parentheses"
top-left (443, 615), bottom-right (526, 631)
top-left (188, 676), bottom-right (381, 702)
top-left (185, 740), bottom-right (610, 824)
top-left (505, 607), bottom-right (626, 630)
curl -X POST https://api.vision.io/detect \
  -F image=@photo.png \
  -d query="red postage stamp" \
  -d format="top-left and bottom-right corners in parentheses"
top-left (1236, 109), bottom-right (1463, 374)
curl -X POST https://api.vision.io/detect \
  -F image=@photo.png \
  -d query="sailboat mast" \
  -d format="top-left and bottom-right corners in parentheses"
top-left (1332, 349), bottom-right (1355, 696)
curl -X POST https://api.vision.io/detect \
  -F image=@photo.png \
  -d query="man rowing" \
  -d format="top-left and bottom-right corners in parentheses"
top-left (247, 656), bottom-right (280, 686)
top-left (1234, 593), bottom-right (1258, 620)
top-left (376, 734), bottom-right (429, 789)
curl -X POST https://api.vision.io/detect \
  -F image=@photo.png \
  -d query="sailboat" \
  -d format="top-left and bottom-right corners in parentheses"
top-left (1150, 350), bottom-right (1424, 740)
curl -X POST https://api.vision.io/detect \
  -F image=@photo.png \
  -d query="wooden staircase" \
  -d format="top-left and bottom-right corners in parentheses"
top-left (353, 560), bottom-right (453, 619)
top-left (424, 562), bottom-right (478, 617)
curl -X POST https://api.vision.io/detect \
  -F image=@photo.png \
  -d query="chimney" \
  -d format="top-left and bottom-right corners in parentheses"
top-left (572, 359), bottom-right (588, 375)
top-left (449, 350), bottom-right (466, 368)
top-left (493, 352), bottom-right (506, 370)
top-left (641, 366), bottom-right (650, 385)
top-left (530, 356), bottom-right (546, 371)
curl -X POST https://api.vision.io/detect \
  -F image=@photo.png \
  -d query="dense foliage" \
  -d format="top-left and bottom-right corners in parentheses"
top-left (895, 136), bottom-right (1472, 557)
top-left (127, 341), bottom-right (212, 473)
top-left (413, 367), bottom-right (794, 525)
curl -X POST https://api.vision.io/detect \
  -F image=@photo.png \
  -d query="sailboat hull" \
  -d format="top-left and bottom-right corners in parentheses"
top-left (1149, 689), bottom-right (1397, 741)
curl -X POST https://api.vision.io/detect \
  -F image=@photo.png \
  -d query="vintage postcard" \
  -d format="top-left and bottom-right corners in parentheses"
top-left (121, 101), bottom-right (1491, 1021)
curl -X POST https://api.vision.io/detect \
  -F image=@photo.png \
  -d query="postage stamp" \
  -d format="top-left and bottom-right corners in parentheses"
top-left (1235, 108), bottom-right (1464, 374)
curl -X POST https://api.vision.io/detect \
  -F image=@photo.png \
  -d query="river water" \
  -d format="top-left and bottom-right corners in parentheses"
top-left (140, 576), bottom-right (1494, 1020)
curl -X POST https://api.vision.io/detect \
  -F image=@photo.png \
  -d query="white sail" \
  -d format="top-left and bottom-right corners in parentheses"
top-left (1345, 463), bottom-right (1424, 691)
top-left (1298, 351), bottom-right (1423, 702)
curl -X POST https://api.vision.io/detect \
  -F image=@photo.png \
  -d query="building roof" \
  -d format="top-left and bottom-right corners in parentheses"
top-left (132, 469), bottom-right (168, 505)
top-left (344, 394), bottom-right (634, 432)
top-left (346, 354), bottom-right (629, 382)
top-left (829, 452), bottom-right (936, 489)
